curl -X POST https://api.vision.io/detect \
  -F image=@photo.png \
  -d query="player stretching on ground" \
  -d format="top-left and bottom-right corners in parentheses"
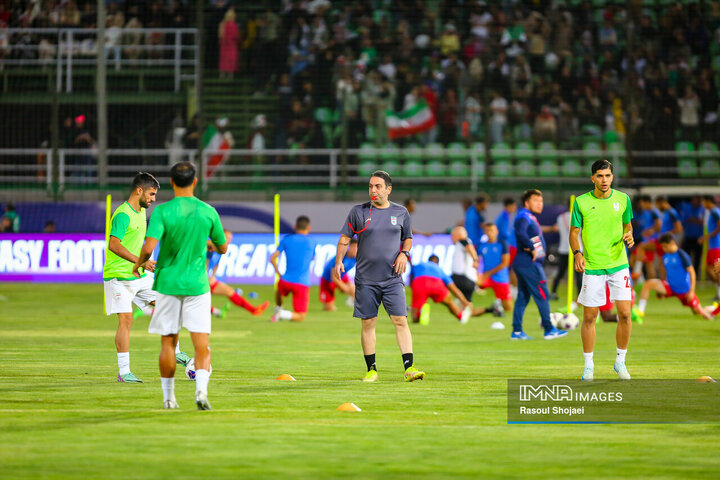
top-left (699, 195), bottom-right (720, 301)
top-left (634, 234), bottom-right (712, 320)
top-left (570, 159), bottom-right (634, 381)
top-left (103, 172), bottom-right (167, 383)
top-left (410, 255), bottom-right (472, 324)
top-left (208, 229), bottom-right (269, 316)
top-left (320, 238), bottom-right (357, 311)
top-left (270, 216), bottom-right (317, 322)
top-left (134, 161), bottom-right (228, 410)
top-left (335, 170), bottom-right (425, 382)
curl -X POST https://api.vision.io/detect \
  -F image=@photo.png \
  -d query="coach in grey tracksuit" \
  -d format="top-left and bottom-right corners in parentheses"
top-left (334, 170), bottom-right (424, 381)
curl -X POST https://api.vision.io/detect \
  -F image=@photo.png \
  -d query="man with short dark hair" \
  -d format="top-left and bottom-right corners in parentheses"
top-left (334, 171), bottom-right (425, 382)
top-left (269, 215), bottom-right (317, 322)
top-left (570, 159), bottom-right (634, 381)
top-left (103, 172), bottom-right (177, 384)
top-left (134, 161), bottom-right (228, 410)
top-left (512, 189), bottom-right (568, 341)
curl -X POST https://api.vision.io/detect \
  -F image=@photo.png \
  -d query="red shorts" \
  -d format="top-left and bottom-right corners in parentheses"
top-left (599, 283), bottom-right (636, 312)
top-left (509, 246), bottom-right (517, 266)
top-left (707, 248), bottom-right (720, 267)
top-left (319, 275), bottom-right (349, 303)
top-left (278, 279), bottom-right (310, 313)
top-left (411, 277), bottom-right (449, 309)
top-left (642, 240), bottom-right (660, 262)
top-left (661, 280), bottom-right (700, 309)
top-left (481, 277), bottom-right (512, 301)
top-left (598, 284), bottom-right (614, 312)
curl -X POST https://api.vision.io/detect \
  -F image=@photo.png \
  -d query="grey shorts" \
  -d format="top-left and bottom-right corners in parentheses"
top-left (354, 282), bottom-right (408, 319)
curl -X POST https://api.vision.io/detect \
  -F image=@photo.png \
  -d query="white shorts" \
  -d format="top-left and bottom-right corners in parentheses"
top-left (104, 274), bottom-right (156, 315)
top-left (577, 268), bottom-right (632, 307)
top-left (148, 292), bottom-right (212, 335)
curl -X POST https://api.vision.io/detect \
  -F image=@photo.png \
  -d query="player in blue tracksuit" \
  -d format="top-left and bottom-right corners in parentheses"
top-left (511, 190), bottom-right (568, 340)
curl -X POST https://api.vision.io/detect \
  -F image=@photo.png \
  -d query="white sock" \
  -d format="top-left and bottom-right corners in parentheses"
top-left (279, 309), bottom-right (293, 320)
top-left (142, 306), bottom-right (154, 316)
top-left (616, 348), bottom-right (627, 364)
top-left (633, 261), bottom-right (643, 274)
top-left (117, 352), bottom-right (130, 376)
top-left (161, 377), bottom-right (175, 402)
top-left (583, 352), bottom-right (594, 369)
top-left (175, 340), bottom-right (181, 354)
top-left (638, 299), bottom-right (647, 313)
top-left (212, 307), bottom-right (222, 317)
top-left (195, 369), bottom-right (210, 395)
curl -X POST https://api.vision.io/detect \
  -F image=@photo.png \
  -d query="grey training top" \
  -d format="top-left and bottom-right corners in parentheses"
top-left (340, 201), bottom-right (412, 286)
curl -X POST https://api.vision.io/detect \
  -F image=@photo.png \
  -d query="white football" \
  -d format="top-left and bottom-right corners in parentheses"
top-left (556, 313), bottom-right (580, 330)
top-left (539, 312), bottom-right (563, 328)
top-left (185, 357), bottom-right (212, 381)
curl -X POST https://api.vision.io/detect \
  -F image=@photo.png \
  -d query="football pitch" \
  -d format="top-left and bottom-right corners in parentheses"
top-left (1, 282), bottom-right (719, 479)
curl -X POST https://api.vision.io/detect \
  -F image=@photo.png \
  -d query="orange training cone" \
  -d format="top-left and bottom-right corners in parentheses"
top-left (337, 403), bottom-right (361, 412)
top-left (697, 376), bottom-right (716, 383)
top-left (276, 374), bottom-right (296, 381)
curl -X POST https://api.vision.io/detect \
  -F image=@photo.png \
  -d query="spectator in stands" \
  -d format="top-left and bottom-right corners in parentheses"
top-left (697, 70), bottom-right (719, 141)
top-left (218, 7), bottom-right (239, 78)
top-left (533, 106), bottom-right (557, 143)
top-left (123, 7), bottom-right (143, 61)
top-left (43, 220), bottom-right (55, 233)
top-left (489, 90), bottom-right (508, 145)
top-left (1, 203), bottom-right (19, 232)
top-left (464, 92), bottom-right (482, 141)
top-left (678, 85), bottom-right (700, 141)
top-left (438, 89), bottom-right (459, 145)
top-left (72, 115), bottom-right (96, 180)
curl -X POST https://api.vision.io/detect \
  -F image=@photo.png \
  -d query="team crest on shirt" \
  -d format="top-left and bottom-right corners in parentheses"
top-left (391, 216), bottom-right (397, 225)
top-left (613, 202), bottom-right (620, 211)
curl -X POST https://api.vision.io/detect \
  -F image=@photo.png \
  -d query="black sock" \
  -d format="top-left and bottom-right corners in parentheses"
top-left (402, 352), bottom-right (413, 370)
top-left (364, 354), bottom-right (376, 372)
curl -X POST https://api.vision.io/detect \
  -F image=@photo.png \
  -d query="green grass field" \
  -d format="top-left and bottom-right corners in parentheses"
top-left (1, 282), bottom-right (719, 479)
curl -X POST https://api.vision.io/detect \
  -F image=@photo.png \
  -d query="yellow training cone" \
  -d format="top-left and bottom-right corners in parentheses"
top-left (337, 403), bottom-right (362, 412)
top-left (276, 374), bottom-right (296, 381)
top-left (697, 376), bottom-right (716, 383)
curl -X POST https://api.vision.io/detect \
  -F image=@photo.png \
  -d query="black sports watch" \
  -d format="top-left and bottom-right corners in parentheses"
top-left (573, 249), bottom-right (583, 256)
top-left (401, 250), bottom-right (411, 258)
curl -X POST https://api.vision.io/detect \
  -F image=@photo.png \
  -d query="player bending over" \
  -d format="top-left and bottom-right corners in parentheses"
top-left (208, 229), bottom-right (269, 316)
top-left (410, 255), bottom-right (477, 324)
top-left (634, 233), bottom-right (713, 320)
top-left (479, 223), bottom-right (514, 321)
top-left (320, 238), bottom-right (357, 311)
top-left (270, 215), bottom-right (317, 322)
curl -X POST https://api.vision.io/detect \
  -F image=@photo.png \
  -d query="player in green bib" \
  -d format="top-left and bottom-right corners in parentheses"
top-left (103, 173), bottom-right (165, 384)
top-left (134, 161), bottom-right (227, 410)
top-left (570, 160), bottom-right (635, 381)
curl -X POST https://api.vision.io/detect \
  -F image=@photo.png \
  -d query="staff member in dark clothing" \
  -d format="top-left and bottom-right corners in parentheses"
top-left (334, 171), bottom-right (425, 383)
top-left (511, 189), bottom-right (569, 341)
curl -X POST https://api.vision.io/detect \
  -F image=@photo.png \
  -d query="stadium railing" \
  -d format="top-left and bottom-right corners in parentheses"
top-left (1, 28), bottom-right (198, 92)
top-left (1, 148), bottom-right (717, 196)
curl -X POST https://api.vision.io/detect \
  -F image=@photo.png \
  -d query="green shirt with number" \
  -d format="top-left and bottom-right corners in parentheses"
top-left (103, 201), bottom-right (147, 281)
top-left (570, 189), bottom-right (633, 275)
top-left (146, 196), bottom-right (226, 296)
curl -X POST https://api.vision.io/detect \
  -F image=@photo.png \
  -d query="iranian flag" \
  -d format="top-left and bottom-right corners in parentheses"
top-left (385, 100), bottom-right (436, 139)
top-left (202, 123), bottom-right (233, 177)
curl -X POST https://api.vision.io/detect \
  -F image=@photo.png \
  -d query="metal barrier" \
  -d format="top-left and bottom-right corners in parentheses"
top-left (0, 148), bottom-right (718, 195)
top-left (0, 28), bottom-right (198, 92)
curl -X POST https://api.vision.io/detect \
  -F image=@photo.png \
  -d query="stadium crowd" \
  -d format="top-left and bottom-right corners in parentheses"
top-left (226, 0), bottom-right (720, 151)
